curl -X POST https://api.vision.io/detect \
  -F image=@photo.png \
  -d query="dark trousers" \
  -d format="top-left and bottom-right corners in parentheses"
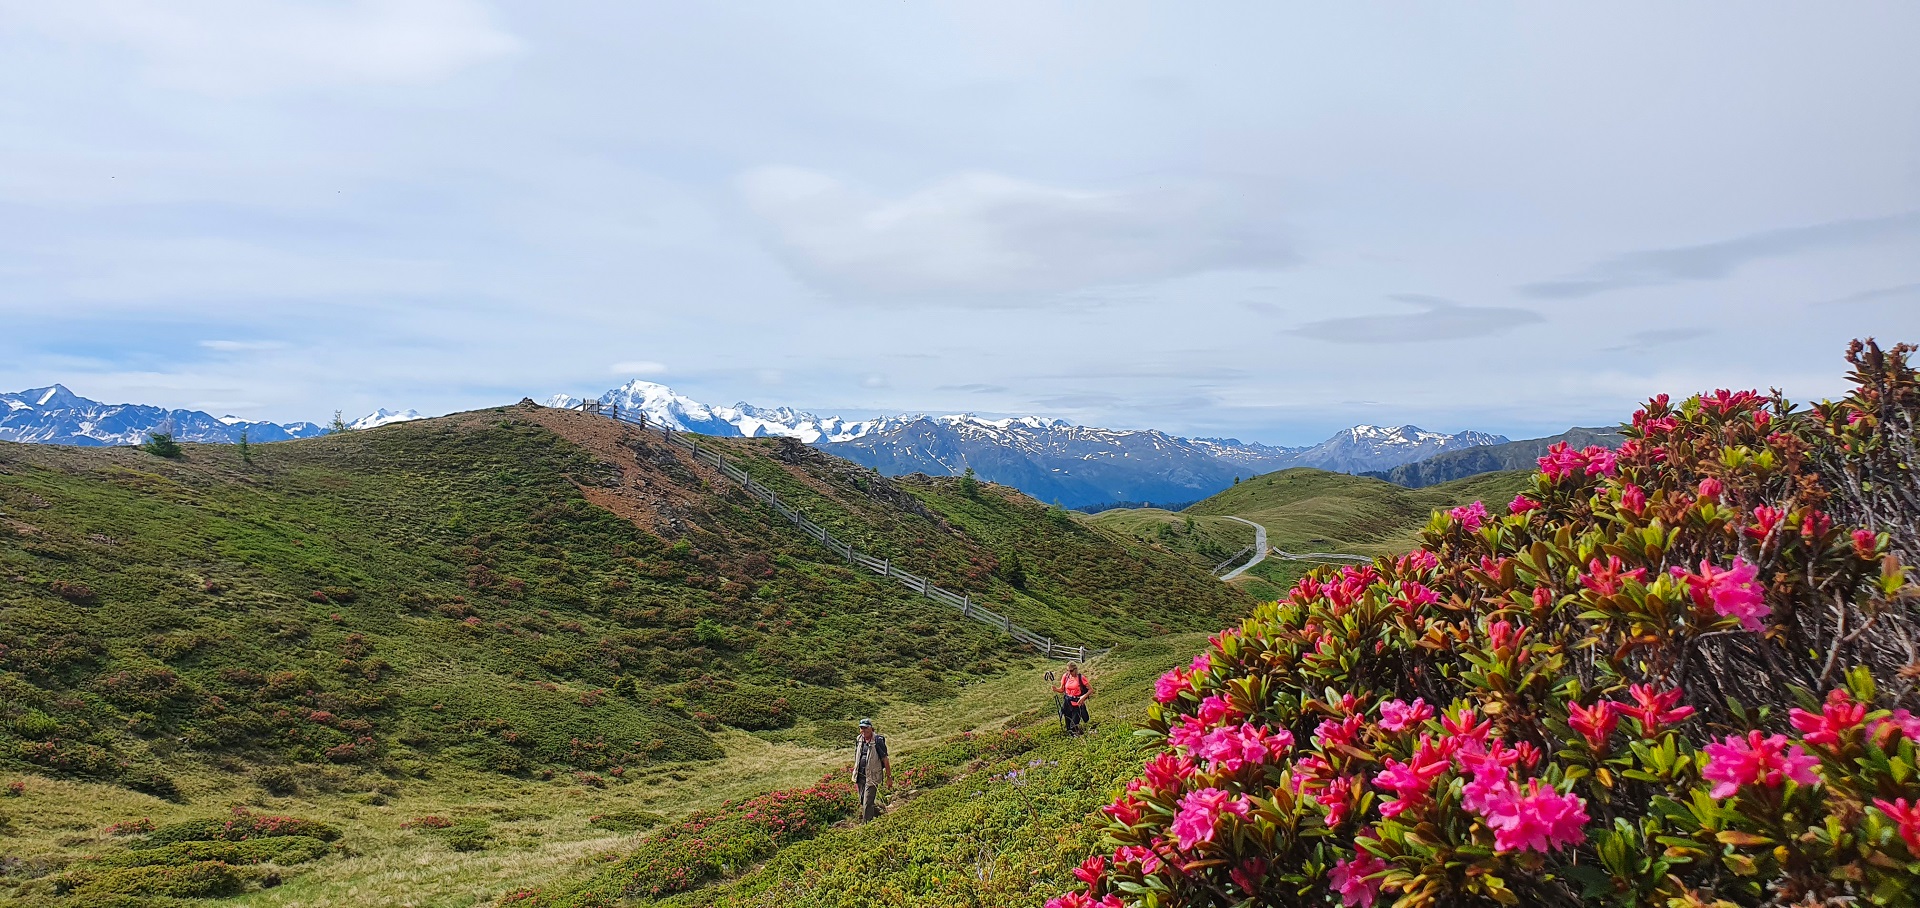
top-left (859, 782), bottom-right (881, 821)
top-left (1062, 699), bottom-right (1089, 733)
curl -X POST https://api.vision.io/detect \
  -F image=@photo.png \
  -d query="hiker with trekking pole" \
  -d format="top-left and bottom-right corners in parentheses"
top-left (852, 718), bottom-right (891, 822)
top-left (1053, 663), bottom-right (1091, 736)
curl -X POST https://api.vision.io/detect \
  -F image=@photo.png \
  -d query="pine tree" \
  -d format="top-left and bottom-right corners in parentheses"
top-left (329, 410), bottom-right (351, 433)
top-left (237, 429), bottom-right (252, 464)
top-left (960, 466), bottom-right (979, 498)
top-left (144, 431), bottom-right (181, 458)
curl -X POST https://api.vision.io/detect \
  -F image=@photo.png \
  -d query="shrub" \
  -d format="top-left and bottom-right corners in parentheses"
top-left (587, 808), bottom-right (665, 832)
top-left (146, 807), bottom-right (341, 847)
top-left (257, 766), bottom-right (300, 796)
top-left (142, 432), bottom-right (182, 459)
top-left (104, 817), bottom-right (156, 836)
top-left (46, 580), bottom-right (95, 603)
top-left (53, 859), bottom-right (244, 898)
top-left (1052, 341), bottom-right (1920, 908)
top-left (4, 780), bottom-right (24, 797)
top-left (92, 835), bottom-right (332, 868)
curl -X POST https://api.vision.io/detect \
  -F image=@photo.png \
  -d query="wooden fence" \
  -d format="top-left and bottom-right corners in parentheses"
top-left (573, 402), bottom-right (1103, 662)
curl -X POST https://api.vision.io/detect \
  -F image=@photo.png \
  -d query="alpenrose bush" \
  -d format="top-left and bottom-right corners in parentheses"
top-left (1051, 341), bottom-right (1920, 908)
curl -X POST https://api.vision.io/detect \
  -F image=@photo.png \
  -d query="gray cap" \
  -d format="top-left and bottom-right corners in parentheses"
top-left (858, 718), bottom-right (873, 728)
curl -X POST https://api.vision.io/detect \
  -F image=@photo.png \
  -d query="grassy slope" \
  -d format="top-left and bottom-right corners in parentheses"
top-left (534, 634), bottom-right (1204, 908)
top-left (0, 406), bottom-right (1247, 906)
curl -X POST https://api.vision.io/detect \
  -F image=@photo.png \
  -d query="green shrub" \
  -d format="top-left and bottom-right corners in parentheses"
top-left (435, 820), bottom-right (493, 852)
top-left (54, 859), bottom-right (244, 898)
top-left (144, 808), bottom-right (341, 847)
top-left (142, 432), bottom-right (182, 459)
top-left (587, 809), bottom-right (665, 833)
top-left (93, 835), bottom-right (332, 868)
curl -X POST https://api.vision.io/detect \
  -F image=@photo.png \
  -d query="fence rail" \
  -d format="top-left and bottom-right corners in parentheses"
top-left (571, 402), bottom-right (1103, 662)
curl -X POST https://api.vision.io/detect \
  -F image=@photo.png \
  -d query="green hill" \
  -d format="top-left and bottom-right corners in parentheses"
top-left (0, 404), bottom-right (1247, 906)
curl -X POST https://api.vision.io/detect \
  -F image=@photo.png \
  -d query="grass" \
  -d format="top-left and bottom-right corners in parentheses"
top-left (0, 405), bottom-right (1245, 905)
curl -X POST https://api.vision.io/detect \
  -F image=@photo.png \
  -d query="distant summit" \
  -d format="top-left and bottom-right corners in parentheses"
top-left (547, 382), bottom-right (1506, 509)
top-left (0, 385), bottom-right (408, 447)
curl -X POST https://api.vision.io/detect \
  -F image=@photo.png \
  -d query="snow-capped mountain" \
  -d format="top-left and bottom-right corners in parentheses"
top-left (1285, 425), bottom-right (1510, 474)
top-left (348, 408), bottom-right (424, 430)
top-left (548, 381), bottom-right (1506, 509)
top-left (0, 385), bottom-right (329, 446)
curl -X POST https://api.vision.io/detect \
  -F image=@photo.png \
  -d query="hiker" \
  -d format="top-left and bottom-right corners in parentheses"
top-left (852, 718), bottom-right (891, 822)
top-left (1055, 663), bottom-right (1091, 735)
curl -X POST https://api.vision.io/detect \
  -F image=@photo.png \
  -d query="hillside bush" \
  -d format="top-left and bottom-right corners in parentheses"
top-left (1051, 341), bottom-right (1920, 908)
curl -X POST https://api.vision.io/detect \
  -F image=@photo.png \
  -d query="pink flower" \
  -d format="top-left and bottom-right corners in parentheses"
top-left (1045, 894), bottom-right (1093, 908)
top-left (1619, 684), bottom-right (1696, 736)
top-left (1696, 477), bottom-right (1724, 502)
top-left (1154, 668), bottom-right (1192, 704)
top-left (1168, 715), bottom-right (1208, 752)
top-left (1393, 582), bottom-right (1439, 616)
top-left (1801, 509), bottom-right (1833, 538)
top-left (1483, 779), bottom-right (1590, 853)
top-left (1853, 529), bottom-right (1880, 559)
top-left (1538, 442), bottom-right (1583, 481)
top-left (1374, 737), bottom-right (1452, 815)
top-left (1747, 505), bottom-right (1785, 540)
top-left (1532, 585), bottom-right (1553, 608)
top-left (1701, 730), bottom-right (1821, 799)
top-left (1073, 855), bottom-right (1106, 887)
top-left (1142, 752), bottom-right (1196, 792)
top-left (1191, 652), bottom-right (1213, 673)
top-left (1567, 701), bottom-right (1618, 750)
top-left (1329, 850), bottom-right (1388, 908)
top-left (1870, 709), bottom-right (1920, 747)
top-left (1442, 707), bottom-right (1491, 744)
top-left (1399, 550), bottom-right (1438, 573)
top-left (1379, 698), bottom-right (1434, 733)
top-left (1788, 689), bottom-right (1867, 749)
top-left (1315, 715), bottom-right (1364, 750)
top-left (1450, 500), bottom-right (1488, 532)
top-left (1170, 787), bottom-right (1250, 850)
top-left (1458, 751), bottom-right (1516, 815)
top-left (1196, 694), bottom-right (1239, 728)
top-left (1113, 844), bottom-right (1159, 874)
top-left (1873, 798), bottom-right (1920, 858)
top-left (1486, 620), bottom-right (1525, 654)
top-left (1508, 493), bottom-right (1540, 515)
top-left (1228, 857), bottom-right (1269, 895)
top-left (1580, 554), bottom-right (1647, 597)
top-left (1685, 557), bottom-right (1769, 632)
top-left (1102, 794), bottom-right (1144, 826)
top-left (1619, 483), bottom-right (1646, 515)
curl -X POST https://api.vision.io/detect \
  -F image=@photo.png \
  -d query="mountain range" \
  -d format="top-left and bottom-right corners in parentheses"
top-left (0, 385), bottom-right (416, 446)
top-left (1360, 427), bottom-right (1625, 488)
top-left (548, 380), bottom-right (1509, 508)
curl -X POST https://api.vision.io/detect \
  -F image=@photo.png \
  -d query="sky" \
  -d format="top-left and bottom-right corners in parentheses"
top-left (1, 2), bottom-right (1917, 445)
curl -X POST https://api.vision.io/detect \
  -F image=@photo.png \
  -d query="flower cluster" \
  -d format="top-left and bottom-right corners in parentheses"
top-left (1050, 342), bottom-right (1920, 908)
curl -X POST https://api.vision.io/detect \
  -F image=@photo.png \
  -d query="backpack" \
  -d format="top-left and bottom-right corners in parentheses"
top-left (855, 734), bottom-right (888, 784)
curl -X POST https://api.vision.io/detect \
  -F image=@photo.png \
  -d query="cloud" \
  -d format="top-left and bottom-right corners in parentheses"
top-left (859, 374), bottom-right (888, 389)
top-left (1288, 295), bottom-right (1545, 344)
top-left (1520, 213), bottom-right (1920, 299)
top-left (938, 383), bottom-right (1008, 394)
top-left (736, 167), bottom-right (1293, 301)
top-left (1605, 327), bottom-right (1710, 353)
top-left (8, 0), bottom-right (519, 95)
top-left (199, 339), bottom-right (287, 352)
top-left (609, 360), bottom-right (667, 375)
top-left (1817, 282), bottom-right (1920, 307)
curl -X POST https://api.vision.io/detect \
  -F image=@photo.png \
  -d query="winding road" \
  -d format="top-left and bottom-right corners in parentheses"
top-left (1217, 515), bottom-right (1269, 580)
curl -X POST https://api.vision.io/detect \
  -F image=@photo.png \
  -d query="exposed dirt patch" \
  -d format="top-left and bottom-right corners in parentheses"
top-left (518, 406), bottom-right (736, 539)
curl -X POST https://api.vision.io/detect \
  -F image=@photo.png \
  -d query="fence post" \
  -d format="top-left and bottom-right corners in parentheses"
top-left (961, 594), bottom-right (971, 616)
top-left (882, 557), bottom-right (890, 577)
top-left (1002, 614), bottom-right (1012, 632)
top-left (1044, 637), bottom-right (1052, 658)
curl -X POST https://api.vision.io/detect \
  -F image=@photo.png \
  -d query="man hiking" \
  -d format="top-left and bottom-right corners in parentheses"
top-left (1055, 663), bottom-right (1091, 736)
top-left (852, 718), bottom-right (891, 822)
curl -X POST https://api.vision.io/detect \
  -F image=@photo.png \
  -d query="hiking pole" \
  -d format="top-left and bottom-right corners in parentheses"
top-left (1045, 670), bottom-right (1062, 733)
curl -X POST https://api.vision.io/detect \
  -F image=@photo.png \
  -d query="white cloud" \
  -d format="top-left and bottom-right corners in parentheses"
top-left (736, 167), bottom-right (1293, 301)
top-left (609, 360), bottom-right (667, 375)
top-left (5, 0), bottom-right (519, 95)
top-left (200, 339), bottom-right (288, 351)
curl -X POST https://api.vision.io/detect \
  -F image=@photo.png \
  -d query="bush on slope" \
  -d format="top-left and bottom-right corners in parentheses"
top-left (1052, 340), bottom-right (1920, 908)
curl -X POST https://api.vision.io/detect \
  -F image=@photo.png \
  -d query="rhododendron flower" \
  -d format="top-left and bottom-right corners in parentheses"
top-left (1450, 500), bottom-right (1488, 532)
top-left (1532, 585), bottom-right (1553, 608)
top-left (1515, 741), bottom-right (1542, 769)
top-left (1685, 557), bottom-right (1768, 631)
top-left (1754, 408), bottom-right (1771, 429)
top-left (1458, 752), bottom-right (1516, 815)
top-left (1539, 442), bottom-right (1583, 481)
top-left (1142, 752), bottom-right (1195, 792)
top-left (1581, 554), bottom-right (1648, 597)
top-left (1618, 483), bottom-right (1646, 515)
top-left (1788, 689), bottom-right (1867, 749)
top-left (1870, 709), bottom-right (1920, 746)
top-left (1329, 850), bottom-right (1388, 908)
top-left (1484, 779), bottom-right (1590, 853)
top-left (1103, 794), bottom-right (1144, 826)
top-left (1853, 529), bottom-right (1880, 559)
top-left (1045, 893), bottom-right (1093, 908)
top-left (1196, 694), bottom-right (1239, 728)
top-left (1567, 700), bottom-right (1619, 750)
top-left (1393, 581), bottom-right (1439, 616)
top-left (1620, 684), bottom-right (1696, 736)
top-left (1154, 668), bottom-right (1192, 704)
top-left (1374, 737), bottom-right (1452, 813)
top-left (1509, 493), bottom-right (1540, 514)
top-left (1873, 798), bottom-right (1920, 858)
top-left (1702, 730), bottom-right (1820, 799)
top-left (1191, 652), bottom-right (1213, 673)
top-left (1073, 854), bottom-right (1106, 887)
top-left (1802, 509), bottom-right (1832, 538)
top-left (1379, 698), bottom-right (1434, 733)
top-left (1442, 707), bottom-right (1491, 743)
top-left (1747, 505), bottom-right (1785, 540)
top-left (1168, 715), bottom-right (1208, 753)
top-left (1701, 388), bottom-right (1761, 415)
top-left (1696, 477), bottom-right (1724, 502)
top-left (1113, 844), bottom-right (1160, 874)
top-left (1399, 550), bottom-right (1437, 573)
top-left (1170, 787), bottom-right (1250, 850)
top-left (1486, 620), bottom-right (1525, 654)
top-left (1315, 715), bottom-right (1364, 750)
top-left (1229, 857), bottom-right (1269, 894)
top-left (1582, 446), bottom-right (1619, 477)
